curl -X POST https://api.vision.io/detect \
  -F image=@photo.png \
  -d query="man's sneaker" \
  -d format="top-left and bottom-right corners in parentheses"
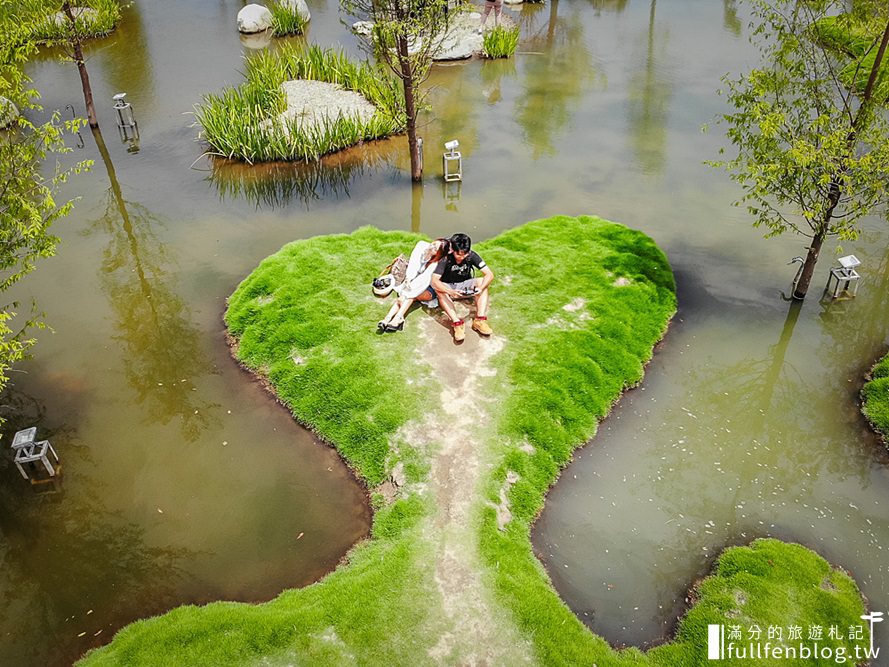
top-left (472, 317), bottom-right (493, 336)
top-left (453, 320), bottom-right (466, 342)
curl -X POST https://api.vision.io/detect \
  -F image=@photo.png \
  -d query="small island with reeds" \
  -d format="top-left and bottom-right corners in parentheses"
top-left (195, 45), bottom-right (404, 163)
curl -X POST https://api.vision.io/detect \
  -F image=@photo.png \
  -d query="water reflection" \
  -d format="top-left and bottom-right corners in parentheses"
top-left (100, 2), bottom-right (154, 108)
top-left (480, 58), bottom-right (516, 106)
top-left (0, 390), bottom-right (189, 666)
top-left (722, 0), bottom-right (742, 37)
top-left (86, 128), bottom-right (220, 442)
top-left (627, 0), bottom-right (672, 175)
top-left (516, 0), bottom-right (597, 158)
top-left (207, 137), bottom-right (402, 210)
top-left (588, 0), bottom-right (629, 15)
top-left (537, 258), bottom-right (889, 646)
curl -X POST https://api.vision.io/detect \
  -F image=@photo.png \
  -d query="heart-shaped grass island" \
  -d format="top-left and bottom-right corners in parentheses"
top-left (81, 216), bottom-right (870, 666)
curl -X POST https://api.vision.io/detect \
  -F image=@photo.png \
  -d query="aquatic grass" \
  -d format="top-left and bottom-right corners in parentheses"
top-left (29, 0), bottom-right (121, 42)
top-left (862, 352), bottom-right (889, 441)
top-left (194, 45), bottom-right (404, 162)
top-left (268, 0), bottom-right (308, 36)
top-left (483, 25), bottom-right (519, 59)
top-left (81, 219), bottom-right (868, 666)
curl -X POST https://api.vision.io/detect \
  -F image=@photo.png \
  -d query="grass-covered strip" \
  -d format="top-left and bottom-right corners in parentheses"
top-left (27, 0), bottom-right (120, 42)
top-left (483, 25), bottom-right (519, 59)
top-left (474, 215), bottom-right (675, 664)
top-left (816, 15), bottom-right (889, 99)
top-left (194, 45), bottom-right (404, 163)
top-left (862, 351), bottom-right (889, 439)
top-left (80, 218), bottom-right (869, 665)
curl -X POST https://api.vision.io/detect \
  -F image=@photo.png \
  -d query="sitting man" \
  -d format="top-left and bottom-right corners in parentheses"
top-left (430, 233), bottom-right (494, 342)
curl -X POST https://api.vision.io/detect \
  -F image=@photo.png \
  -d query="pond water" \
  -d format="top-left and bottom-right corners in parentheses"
top-left (2, 0), bottom-right (889, 664)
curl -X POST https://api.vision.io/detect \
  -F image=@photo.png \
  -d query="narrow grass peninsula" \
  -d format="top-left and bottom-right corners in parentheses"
top-left (80, 216), bottom-right (869, 666)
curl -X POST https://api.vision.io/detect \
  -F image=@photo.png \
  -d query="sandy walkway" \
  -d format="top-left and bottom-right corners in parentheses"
top-left (393, 307), bottom-right (534, 665)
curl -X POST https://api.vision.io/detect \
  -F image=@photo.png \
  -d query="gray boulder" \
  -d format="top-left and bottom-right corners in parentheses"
top-left (352, 20), bottom-right (374, 36)
top-left (46, 7), bottom-right (100, 28)
top-left (433, 12), bottom-right (483, 61)
top-left (237, 4), bottom-right (273, 33)
top-left (282, 0), bottom-right (311, 22)
top-left (0, 97), bottom-right (19, 129)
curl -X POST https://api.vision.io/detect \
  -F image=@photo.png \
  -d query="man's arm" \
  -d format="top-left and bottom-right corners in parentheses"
top-left (476, 265), bottom-right (494, 292)
top-left (431, 273), bottom-right (462, 298)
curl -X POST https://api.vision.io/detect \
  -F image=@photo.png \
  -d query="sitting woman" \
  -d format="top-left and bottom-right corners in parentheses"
top-left (378, 238), bottom-right (450, 332)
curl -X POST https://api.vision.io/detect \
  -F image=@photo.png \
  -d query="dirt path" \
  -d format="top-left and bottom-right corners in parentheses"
top-left (399, 309), bottom-right (534, 666)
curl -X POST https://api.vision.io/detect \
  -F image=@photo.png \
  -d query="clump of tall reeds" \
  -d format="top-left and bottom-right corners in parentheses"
top-left (268, 0), bottom-right (308, 36)
top-left (29, 0), bottom-right (121, 42)
top-left (483, 25), bottom-right (519, 59)
top-left (194, 44), bottom-right (404, 163)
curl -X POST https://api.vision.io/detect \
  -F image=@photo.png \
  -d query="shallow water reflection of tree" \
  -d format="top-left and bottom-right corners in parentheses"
top-left (515, 0), bottom-right (597, 158)
top-left (627, 0), bottom-right (672, 175)
top-left (722, 0), bottom-right (742, 36)
top-left (100, 1), bottom-right (154, 109)
top-left (588, 0), bottom-right (629, 16)
top-left (86, 128), bottom-right (219, 442)
top-left (0, 391), bottom-right (189, 667)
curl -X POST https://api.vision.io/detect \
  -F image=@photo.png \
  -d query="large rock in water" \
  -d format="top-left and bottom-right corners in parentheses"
top-left (0, 97), bottom-right (18, 129)
top-left (433, 12), bottom-right (484, 61)
top-left (282, 0), bottom-right (311, 22)
top-left (237, 4), bottom-right (273, 33)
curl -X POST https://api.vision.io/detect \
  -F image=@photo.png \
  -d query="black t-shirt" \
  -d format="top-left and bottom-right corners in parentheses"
top-left (434, 251), bottom-right (487, 284)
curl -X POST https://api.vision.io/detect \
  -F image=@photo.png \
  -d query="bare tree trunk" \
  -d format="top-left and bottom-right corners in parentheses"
top-left (63, 0), bottom-right (98, 128)
top-left (397, 36), bottom-right (422, 182)
top-left (792, 228), bottom-right (826, 299)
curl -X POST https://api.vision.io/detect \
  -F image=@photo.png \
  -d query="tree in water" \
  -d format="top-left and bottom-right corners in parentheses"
top-left (18, 0), bottom-right (121, 128)
top-left (342, 0), bottom-right (451, 181)
top-left (712, 0), bottom-right (889, 299)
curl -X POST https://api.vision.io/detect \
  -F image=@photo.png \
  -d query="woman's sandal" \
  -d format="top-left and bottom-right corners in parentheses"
top-left (377, 320), bottom-right (388, 332)
top-left (385, 321), bottom-right (404, 332)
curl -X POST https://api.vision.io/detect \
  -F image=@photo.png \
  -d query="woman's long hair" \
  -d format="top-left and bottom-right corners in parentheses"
top-left (424, 238), bottom-right (450, 266)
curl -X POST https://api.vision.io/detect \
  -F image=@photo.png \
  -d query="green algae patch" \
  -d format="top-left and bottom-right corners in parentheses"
top-left (862, 351), bottom-right (889, 441)
top-left (80, 217), bottom-right (869, 666)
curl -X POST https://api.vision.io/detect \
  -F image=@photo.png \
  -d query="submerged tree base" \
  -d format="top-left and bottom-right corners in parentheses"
top-left (79, 217), bottom-right (870, 666)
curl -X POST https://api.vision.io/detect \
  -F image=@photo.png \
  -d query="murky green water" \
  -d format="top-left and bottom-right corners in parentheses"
top-left (2, 0), bottom-right (889, 663)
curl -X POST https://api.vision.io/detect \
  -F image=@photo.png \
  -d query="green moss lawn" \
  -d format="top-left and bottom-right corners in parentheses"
top-left (80, 216), bottom-right (869, 666)
top-left (862, 351), bottom-right (889, 440)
